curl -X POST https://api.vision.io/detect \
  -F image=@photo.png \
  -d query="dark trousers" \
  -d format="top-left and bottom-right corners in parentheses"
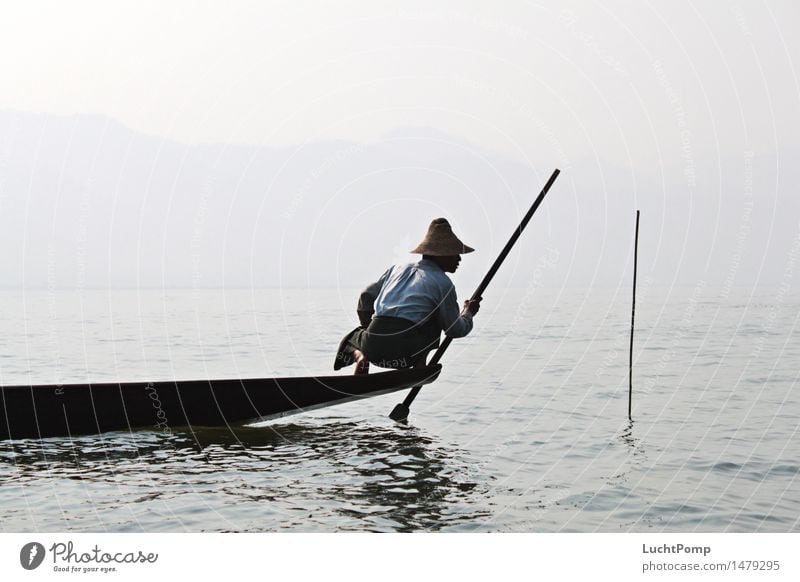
top-left (334, 316), bottom-right (440, 370)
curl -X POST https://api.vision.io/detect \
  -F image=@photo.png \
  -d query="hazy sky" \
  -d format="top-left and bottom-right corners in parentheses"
top-left (2, 0), bottom-right (798, 166)
top-left (0, 1), bottom-right (798, 291)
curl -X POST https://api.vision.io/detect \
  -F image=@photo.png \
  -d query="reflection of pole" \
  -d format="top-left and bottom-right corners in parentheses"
top-left (629, 210), bottom-right (640, 421)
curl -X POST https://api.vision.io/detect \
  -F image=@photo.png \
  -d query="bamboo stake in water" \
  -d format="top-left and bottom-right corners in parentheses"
top-left (629, 210), bottom-right (640, 421)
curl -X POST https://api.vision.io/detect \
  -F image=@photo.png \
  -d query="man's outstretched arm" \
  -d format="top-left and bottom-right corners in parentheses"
top-left (437, 283), bottom-right (481, 338)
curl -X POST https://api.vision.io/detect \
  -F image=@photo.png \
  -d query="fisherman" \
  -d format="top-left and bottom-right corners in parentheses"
top-left (334, 218), bottom-right (481, 374)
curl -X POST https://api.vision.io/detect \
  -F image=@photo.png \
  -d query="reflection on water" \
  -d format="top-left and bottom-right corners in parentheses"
top-left (2, 288), bottom-right (799, 532)
top-left (618, 420), bottom-right (646, 464)
top-left (0, 421), bottom-right (492, 532)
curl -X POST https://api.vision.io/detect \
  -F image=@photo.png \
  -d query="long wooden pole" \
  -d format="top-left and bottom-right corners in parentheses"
top-left (389, 168), bottom-right (561, 422)
top-left (628, 210), bottom-right (640, 421)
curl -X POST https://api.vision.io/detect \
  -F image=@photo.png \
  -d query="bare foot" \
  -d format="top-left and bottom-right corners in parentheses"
top-left (354, 350), bottom-right (370, 375)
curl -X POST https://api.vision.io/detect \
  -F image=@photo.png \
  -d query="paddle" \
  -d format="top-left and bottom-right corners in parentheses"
top-left (389, 168), bottom-right (561, 422)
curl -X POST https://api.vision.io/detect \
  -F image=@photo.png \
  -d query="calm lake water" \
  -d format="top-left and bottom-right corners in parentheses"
top-left (0, 287), bottom-right (797, 532)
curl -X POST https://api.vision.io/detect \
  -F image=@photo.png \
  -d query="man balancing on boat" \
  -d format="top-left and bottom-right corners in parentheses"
top-left (335, 218), bottom-right (481, 374)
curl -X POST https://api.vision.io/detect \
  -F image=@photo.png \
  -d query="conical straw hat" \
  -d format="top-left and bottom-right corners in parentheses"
top-left (410, 218), bottom-right (475, 255)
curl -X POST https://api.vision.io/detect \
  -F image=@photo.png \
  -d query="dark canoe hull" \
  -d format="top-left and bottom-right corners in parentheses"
top-left (0, 365), bottom-right (441, 440)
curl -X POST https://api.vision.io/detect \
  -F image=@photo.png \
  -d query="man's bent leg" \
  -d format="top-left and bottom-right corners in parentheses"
top-left (354, 349), bottom-right (370, 375)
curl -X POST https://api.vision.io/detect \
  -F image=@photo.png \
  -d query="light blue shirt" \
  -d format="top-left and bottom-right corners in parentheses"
top-left (357, 259), bottom-right (474, 338)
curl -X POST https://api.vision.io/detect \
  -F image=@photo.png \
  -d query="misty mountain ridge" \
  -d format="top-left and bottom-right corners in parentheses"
top-left (0, 109), bottom-right (796, 292)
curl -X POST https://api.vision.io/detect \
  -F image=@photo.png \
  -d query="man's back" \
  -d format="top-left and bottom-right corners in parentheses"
top-left (360, 258), bottom-right (473, 339)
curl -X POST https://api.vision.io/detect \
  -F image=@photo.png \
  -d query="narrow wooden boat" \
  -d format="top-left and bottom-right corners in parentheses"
top-left (0, 365), bottom-right (441, 440)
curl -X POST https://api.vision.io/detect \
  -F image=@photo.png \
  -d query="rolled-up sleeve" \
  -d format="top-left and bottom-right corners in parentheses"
top-left (357, 267), bottom-right (391, 326)
top-left (437, 282), bottom-right (474, 338)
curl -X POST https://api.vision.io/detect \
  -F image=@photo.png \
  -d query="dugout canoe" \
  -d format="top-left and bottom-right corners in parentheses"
top-left (0, 364), bottom-right (442, 440)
